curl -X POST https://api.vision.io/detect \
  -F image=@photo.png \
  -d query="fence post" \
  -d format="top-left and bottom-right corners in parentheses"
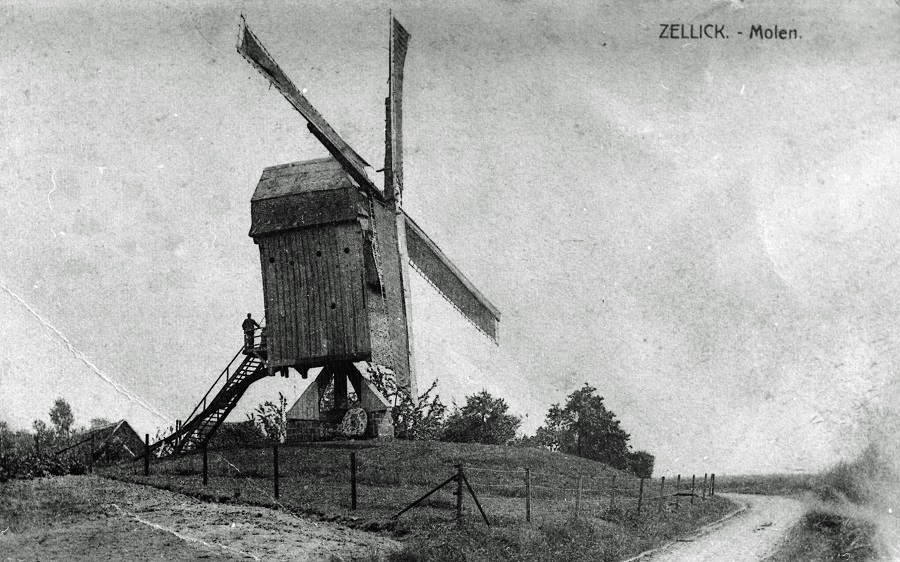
top-left (711, 473), bottom-right (715, 496)
top-left (576, 475), bottom-right (583, 519)
top-left (658, 476), bottom-right (666, 513)
top-left (144, 434), bottom-right (149, 476)
top-left (702, 473), bottom-right (708, 500)
top-left (273, 444), bottom-right (280, 499)
top-left (691, 475), bottom-right (696, 505)
top-left (525, 468), bottom-right (532, 523)
top-left (675, 475), bottom-right (681, 509)
top-left (350, 451), bottom-right (357, 510)
top-left (202, 443), bottom-right (208, 486)
top-left (456, 464), bottom-right (464, 523)
top-left (637, 478), bottom-right (644, 515)
top-left (609, 475), bottom-right (617, 513)
top-left (88, 434), bottom-right (94, 474)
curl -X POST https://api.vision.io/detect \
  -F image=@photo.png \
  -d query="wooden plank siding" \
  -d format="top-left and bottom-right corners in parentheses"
top-left (248, 156), bottom-right (499, 388)
top-left (258, 223), bottom-right (370, 369)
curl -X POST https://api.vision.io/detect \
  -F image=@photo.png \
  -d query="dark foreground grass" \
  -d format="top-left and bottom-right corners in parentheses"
top-left (101, 440), bottom-right (734, 562)
top-left (380, 497), bottom-right (733, 562)
top-left (731, 453), bottom-right (887, 562)
top-left (764, 510), bottom-right (878, 562)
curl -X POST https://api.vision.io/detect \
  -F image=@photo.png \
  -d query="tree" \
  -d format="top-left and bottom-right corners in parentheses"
top-left (32, 420), bottom-right (50, 438)
top-left (89, 418), bottom-right (114, 430)
top-left (627, 450), bottom-right (655, 478)
top-left (31, 419), bottom-right (53, 453)
top-left (442, 391), bottom-right (521, 445)
top-left (535, 383), bottom-right (632, 469)
top-left (247, 392), bottom-right (288, 443)
top-left (366, 365), bottom-right (446, 440)
top-left (49, 398), bottom-right (75, 437)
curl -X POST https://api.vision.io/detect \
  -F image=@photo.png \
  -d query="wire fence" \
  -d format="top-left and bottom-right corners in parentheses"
top-left (101, 441), bottom-right (718, 526)
top-left (463, 466), bottom-right (716, 524)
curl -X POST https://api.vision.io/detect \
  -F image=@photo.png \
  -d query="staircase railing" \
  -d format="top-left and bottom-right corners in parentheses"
top-left (143, 325), bottom-right (268, 457)
top-left (181, 347), bottom-right (244, 431)
top-left (180, 326), bottom-right (266, 429)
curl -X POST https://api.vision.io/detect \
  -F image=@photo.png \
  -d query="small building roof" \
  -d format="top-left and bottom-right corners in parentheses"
top-left (55, 419), bottom-right (144, 460)
top-left (84, 419), bottom-right (139, 442)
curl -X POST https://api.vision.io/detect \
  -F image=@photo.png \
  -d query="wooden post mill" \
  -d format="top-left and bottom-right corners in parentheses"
top-left (156, 16), bottom-right (499, 454)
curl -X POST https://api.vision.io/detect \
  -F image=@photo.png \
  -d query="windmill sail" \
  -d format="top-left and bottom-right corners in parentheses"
top-left (237, 18), bottom-right (379, 195)
top-left (404, 213), bottom-right (500, 340)
top-left (385, 17), bottom-right (410, 204)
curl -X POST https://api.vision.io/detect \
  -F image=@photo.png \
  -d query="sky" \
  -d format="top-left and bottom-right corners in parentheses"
top-left (1, 0), bottom-right (898, 475)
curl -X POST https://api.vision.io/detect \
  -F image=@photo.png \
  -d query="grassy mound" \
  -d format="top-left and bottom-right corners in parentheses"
top-left (102, 439), bottom-right (733, 562)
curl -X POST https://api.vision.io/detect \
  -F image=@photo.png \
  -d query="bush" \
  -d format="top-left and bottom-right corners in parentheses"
top-left (247, 393), bottom-right (288, 443)
top-left (0, 451), bottom-right (86, 482)
top-left (208, 421), bottom-right (265, 449)
top-left (626, 451), bottom-right (655, 478)
top-left (367, 365), bottom-right (447, 440)
top-left (441, 391), bottom-right (520, 445)
top-left (0, 422), bottom-right (89, 481)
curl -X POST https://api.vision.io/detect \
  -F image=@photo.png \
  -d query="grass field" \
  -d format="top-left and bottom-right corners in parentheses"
top-left (101, 439), bottom-right (734, 562)
top-left (714, 473), bottom-right (820, 497)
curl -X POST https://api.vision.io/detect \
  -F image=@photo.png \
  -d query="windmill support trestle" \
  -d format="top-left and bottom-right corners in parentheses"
top-left (286, 361), bottom-right (394, 441)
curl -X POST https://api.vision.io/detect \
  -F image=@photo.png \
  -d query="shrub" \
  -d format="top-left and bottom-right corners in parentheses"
top-left (441, 391), bottom-right (520, 445)
top-left (366, 365), bottom-right (447, 440)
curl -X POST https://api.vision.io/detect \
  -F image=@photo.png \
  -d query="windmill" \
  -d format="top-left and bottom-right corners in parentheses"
top-left (156, 16), bottom-right (499, 453)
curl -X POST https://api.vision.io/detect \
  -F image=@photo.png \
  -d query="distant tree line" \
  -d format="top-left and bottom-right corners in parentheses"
top-left (366, 369), bottom-right (655, 478)
top-left (202, 367), bottom-right (655, 478)
top-left (4, 382), bottom-right (655, 481)
top-left (0, 398), bottom-right (108, 481)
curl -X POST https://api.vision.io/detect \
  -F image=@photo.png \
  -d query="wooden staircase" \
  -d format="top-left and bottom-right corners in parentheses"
top-left (152, 330), bottom-right (270, 456)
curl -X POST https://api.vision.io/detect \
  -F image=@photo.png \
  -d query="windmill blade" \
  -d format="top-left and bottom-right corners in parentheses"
top-left (237, 17), bottom-right (379, 195)
top-left (385, 16), bottom-right (410, 205)
top-left (404, 213), bottom-right (500, 341)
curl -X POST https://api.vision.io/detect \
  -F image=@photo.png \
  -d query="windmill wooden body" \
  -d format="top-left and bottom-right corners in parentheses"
top-left (155, 16), bottom-right (499, 453)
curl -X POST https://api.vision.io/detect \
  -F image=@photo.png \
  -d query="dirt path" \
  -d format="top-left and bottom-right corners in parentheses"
top-left (642, 494), bottom-right (805, 562)
top-left (1, 475), bottom-right (399, 562)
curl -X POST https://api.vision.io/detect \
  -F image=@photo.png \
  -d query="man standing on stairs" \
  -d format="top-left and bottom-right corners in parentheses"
top-left (242, 313), bottom-right (260, 351)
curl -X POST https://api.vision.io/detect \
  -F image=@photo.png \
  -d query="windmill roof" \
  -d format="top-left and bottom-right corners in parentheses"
top-left (251, 157), bottom-right (356, 202)
top-left (249, 157), bottom-right (368, 237)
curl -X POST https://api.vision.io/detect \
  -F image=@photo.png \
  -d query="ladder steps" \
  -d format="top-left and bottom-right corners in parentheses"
top-left (168, 354), bottom-right (269, 455)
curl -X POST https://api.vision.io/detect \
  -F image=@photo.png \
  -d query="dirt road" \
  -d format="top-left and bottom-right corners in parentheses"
top-left (643, 494), bottom-right (805, 562)
top-left (1, 475), bottom-right (398, 561)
